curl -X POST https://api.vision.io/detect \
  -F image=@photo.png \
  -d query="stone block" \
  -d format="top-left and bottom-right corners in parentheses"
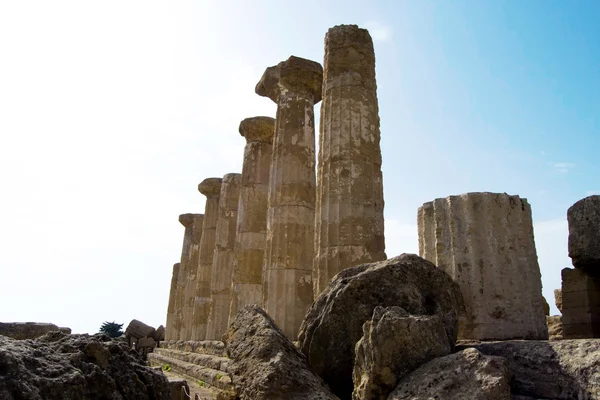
top-left (567, 195), bottom-right (600, 270)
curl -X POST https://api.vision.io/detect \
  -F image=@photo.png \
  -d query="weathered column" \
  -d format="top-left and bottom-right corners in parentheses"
top-left (256, 55), bottom-right (323, 339)
top-left (562, 195), bottom-right (600, 338)
top-left (417, 192), bottom-right (548, 340)
top-left (190, 178), bottom-right (222, 341)
top-left (314, 24), bottom-right (387, 297)
top-left (229, 117), bottom-right (275, 324)
top-left (165, 262), bottom-right (180, 340)
top-left (206, 173), bottom-right (242, 340)
top-left (174, 213), bottom-right (204, 341)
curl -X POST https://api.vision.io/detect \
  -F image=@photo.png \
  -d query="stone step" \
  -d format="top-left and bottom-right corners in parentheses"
top-left (153, 347), bottom-right (231, 373)
top-left (159, 340), bottom-right (226, 357)
top-left (147, 352), bottom-right (235, 397)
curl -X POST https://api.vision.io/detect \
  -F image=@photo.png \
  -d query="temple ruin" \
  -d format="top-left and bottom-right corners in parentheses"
top-left (418, 192), bottom-right (548, 340)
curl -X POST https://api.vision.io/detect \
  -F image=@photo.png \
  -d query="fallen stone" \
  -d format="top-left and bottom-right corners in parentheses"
top-left (153, 325), bottom-right (165, 342)
top-left (0, 322), bottom-right (71, 340)
top-left (223, 305), bottom-right (338, 400)
top-left (389, 348), bottom-right (510, 400)
top-left (125, 319), bottom-right (156, 340)
top-left (0, 331), bottom-right (170, 399)
top-left (298, 253), bottom-right (464, 399)
top-left (352, 306), bottom-right (451, 400)
top-left (461, 339), bottom-right (600, 399)
top-left (547, 315), bottom-right (563, 340)
top-left (554, 288), bottom-right (563, 313)
top-left (568, 195), bottom-right (600, 270)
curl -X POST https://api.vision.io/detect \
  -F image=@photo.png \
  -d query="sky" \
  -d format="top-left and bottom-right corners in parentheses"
top-left (1, 0), bottom-right (598, 333)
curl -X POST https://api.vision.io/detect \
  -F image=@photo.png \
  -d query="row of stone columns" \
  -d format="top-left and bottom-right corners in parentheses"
top-left (165, 24), bottom-right (388, 341)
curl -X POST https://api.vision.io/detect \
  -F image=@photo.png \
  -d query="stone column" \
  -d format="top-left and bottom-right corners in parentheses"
top-left (190, 178), bottom-right (222, 341)
top-left (177, 213), bottom-right (204, 341)
top-left (229, 117), bottom-right (275, 324)
top-left (313, 24), bottom-right (387, 297)
top-left (562, 195), bottom-right (600, 338)
top-left (165, 262), bottom-right (180, 341)
top-left (256, 55), bottom-right (323, 339)
top-left (206, 173), bottom-right (242, 339)
top-left (417, 192), bottom-right (548, 340)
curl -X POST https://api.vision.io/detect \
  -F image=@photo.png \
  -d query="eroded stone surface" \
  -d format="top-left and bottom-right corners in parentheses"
top-left (314, 24), bottom-right (386, 298)
top-left (175, 213), bottom-right (204, 341)
top-left (229, 117), bottom-right (275, 324)
top-left (555, 288), bottom-right (563, 313)
top-left (568, 195), bottom-right (600, 270)
top-left (165, 263), bottom-right (180, 341)
top-left (191, 178), bottom-right (222, 341)
top-left (548, 315), bottom-right (563, 340)
top-left (561, 267), bottom-right (600, 338)
top-left (257, 55), bottom-right (323, 340)
top-left (298, 254), bottom-right (464, 400)
top-left (418, 192), bottom-right (548, 340)
top-left (223, 305), bottom-right (338, 400)
top-left (0, 323), bottom-right (70, 340)
top-left (206, 173), bottom-right (241, 340)
top-left (389, 348), bottom-right (511, 400)
top-left (352, 306), bottom-right (451, 400)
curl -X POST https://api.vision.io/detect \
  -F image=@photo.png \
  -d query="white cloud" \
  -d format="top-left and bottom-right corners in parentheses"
top-left (553, 162), bottom-right (575, 173)
top-left (363, 21), bottom-right (392, 42)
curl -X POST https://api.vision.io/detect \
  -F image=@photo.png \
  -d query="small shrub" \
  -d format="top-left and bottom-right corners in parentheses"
top-left (198, 380), bottom-right (205, 387)
top-left (216, 373), bottom-right (222, 380)
top-left (162, 364), bottom-right (172, 372)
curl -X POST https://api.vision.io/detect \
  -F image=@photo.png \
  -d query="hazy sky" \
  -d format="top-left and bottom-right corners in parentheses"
top-left (1, 1), bottom-right (598, 333)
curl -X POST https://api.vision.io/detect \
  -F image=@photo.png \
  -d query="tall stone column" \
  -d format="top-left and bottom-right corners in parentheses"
top-left (256, 55), bottom-right (323, 339)
top-left (417, 192), bottom-right (548, 340)
top-left (206, 173), bottom-right (242, 340)
top-left (190, 178), bottom-right (222, 341)
top-left (165, 262), bottom-right (180, 340)
top-left (176, 213), bottom-right (204, 341)
top-left (314, 24), bottom-right (386, 297)
top-left (229, 117), bottom-right (275, 324)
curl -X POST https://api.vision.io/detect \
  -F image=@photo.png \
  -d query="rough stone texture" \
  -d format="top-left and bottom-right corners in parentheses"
top-left (256, 55), bottom-right (323, 340)
top-left (173, 213), bottom-right (204, 341)
top-left (389, 348), bottom-right (511, 400)
top-left (0, 322), bottom-right (70, 340)
top-left (153, 325), bottom-right (165, 342)
top-left (555, 288), bottom-right (563, 313)
top-left (206, 173), bottom-right (242, 340)
top-left (125, 319), bottom-right (155, 342)
top-left (314, 24), bottom-right (386, 297)
top-left (561, 267), bottom-right (600, 338)
top-left (543, 297), bottom-right (550, 316)
top-left (568, 195), bottom-right (600, 270)
top-left (223, 305), bottom-right (339, 400)
top-left (229, 117), bottom-right (275, 324)
top-left (165, 263), bottom-right (180, 341)
top-left (462, 339), bottom-right (600, 399)
top-left (352, 306), bottom-right (452, 400)
top-left (0, 331), bottom-right (170, 399)
top-left (418, 192), bottom-right (548, 340)
top-left (548, 315), bottom-right (563, 340)
top-left (191, 178), bottom-right (222, 341)
top-left (298, 254), bottom-right (464, 400)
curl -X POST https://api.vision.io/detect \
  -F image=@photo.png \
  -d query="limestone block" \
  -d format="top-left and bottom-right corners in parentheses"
top-left (190, 178), bottom-right (222, 341)
top-left (177, 213), bottom-right (204, 341)
top-left (314, 25), bottom-right (387, 297)
top-left (555, 288), bottom-right (563, 313)
top-left (561, 267), bottom-right (600, 338)
top-left (256, 55), bottom-right (322, 340)
top-left (165, 263), bottom-right (180, 341)
top-left (568, 195), bottom-right (600, 270)
top-left (206, 173), bottom-right (241, 340)
top-left (229, 117), bottom-right (274, 325)
top-left (417, 192), bottom-right (548, 340)
top-left (547, 315), bottom-right (563, 340)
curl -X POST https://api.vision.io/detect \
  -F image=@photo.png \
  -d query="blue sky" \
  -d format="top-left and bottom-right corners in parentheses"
top-left (0, 0), bottom-right (597, 332)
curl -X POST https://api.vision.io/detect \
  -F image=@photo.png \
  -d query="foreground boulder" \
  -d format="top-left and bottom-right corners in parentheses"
top-left (461, 340), bottom-right (600, 399)
top-left (0, 322), bottom-right (71, 340)
top-left (299, 254), bottom-right (464, 399)
top-left (389, 348), bottom-right (510, 400)
top-left (352, 306), bottom-right (452, 400)
top-left (223, 305), bottom-right (338, 400)
top-left (0, 331), bottom-right (170, 399)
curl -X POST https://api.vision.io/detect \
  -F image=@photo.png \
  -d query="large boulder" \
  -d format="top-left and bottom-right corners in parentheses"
top-left (461, 339), bottom-right (600, 399)
top-left (352, 306), bottom-right (452, 400)
top-left (567, 195), bottom-right (600, 270)
top-left (298, 254), bottom-right (464, 399)
top-left (0, 331), bottom-right (170, 399)
top-left (223, 305), bottom-right (338, 400)
top-left (125, 319), bottom-right (156, 340)
top-left (389, 348), bottom-right (510, 400)
top-left (0, 322), bottom-right (71, 340)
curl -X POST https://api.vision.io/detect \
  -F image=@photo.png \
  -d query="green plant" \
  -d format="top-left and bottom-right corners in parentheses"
top-left (216, 373), bottom-right (223, 380)
top-left (99, 321), bottom-right (124, 338)
top-left (162, 364), bottom-right (172, 372)
top-left (198, 380), bottom-right (205, 387)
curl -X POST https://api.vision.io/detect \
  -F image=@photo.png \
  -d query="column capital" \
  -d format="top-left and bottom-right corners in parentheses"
top-left (179, 213), bottom-right (202, 228)
top-left (198, 178), bottom-right (223, 197)
top-left (255, 55), bottom-right (323, 104)
top-left (239, 117), bottom-right (275, 144)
